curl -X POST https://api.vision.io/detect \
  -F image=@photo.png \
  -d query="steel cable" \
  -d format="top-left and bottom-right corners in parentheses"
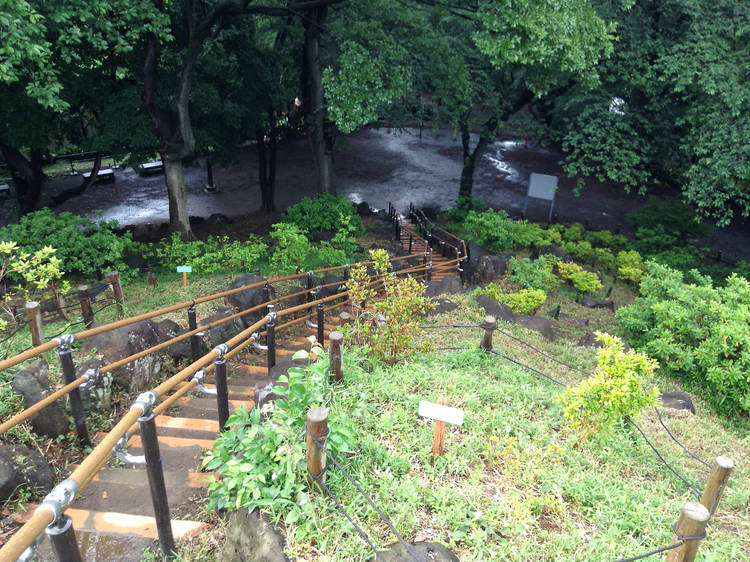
top-left (653, 407), bottom-right (711, 470)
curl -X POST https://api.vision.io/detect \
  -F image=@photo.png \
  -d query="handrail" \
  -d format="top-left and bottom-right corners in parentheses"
top-left (0, 254), bottom-right (439, 561)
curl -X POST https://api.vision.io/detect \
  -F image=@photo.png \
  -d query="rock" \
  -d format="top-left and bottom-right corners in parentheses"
top-left (76, 358), bottom-right (112, 412)
top-left (471, 254), bottom-right (512, 286)
top-left (206, 308), bottom-right (246, 348)
top-left (312, 230), bottom-right (335, 242)
top-left (425, 275), bottom-right (463, 297)
top-left (356, 201), bottom-right (373, 215)
top-left (659, 392), bottom-right (695, 414)
top-left (12, 359), bottom-right (68, 438)
top-left (516, 315), bottom-right (556, 341)
top-left (534, 245), bottom-right (572, 262)
top-left (188, 215), bottom-right (205, 226)
top-left (206, 213), bottom-right (229, 224)
top-left (378, 541), bottom-right (459, 562)
top-left (156, 318), bottom-right (206, 362)
top-left (476, 295), bottom-right (516, 323)
top-left (0, 445), bottom-right (55, 501)
top-left (429, 299), bottom-right (458, 316)
top-left (581, 296), bottom-right (614, 310)
top-left (577, 332), bottom-right (630, 350)
top-left (81, 320), bottom-right (165, 393)
top-left (224, 275), bottom-right (275, 328)
top-left (221, 509), bottom-right (288, 562)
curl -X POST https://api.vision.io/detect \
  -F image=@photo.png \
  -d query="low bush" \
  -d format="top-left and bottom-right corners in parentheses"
top-left (616, 250), bottom-right (646, 283)
top-left (445, 195), bottom-right (487, 222)
top-left (0, 209), bottom-right (139, 280)
top-left (269, 222), bottom-right (310, 274)
top-left (561, 240), bottom-right (595, 262)
top-left (477, 284), bottom-right (546, 315)
top-left (557, 262), bottom-right (602, 293)
top-left (508, 255), bottom-right (560, 292)
top-left (616, 262), bottom-right (750, 415)
top-left (156, 233), bottom-right (267, 274)
top-left (459, 210), bottom-right (553, 251)
top-left (284, 193), bottom-right (364, 236)
top-left (562, 333), bottom-right (659, 436)
top-left (562, 222), bottom-right (585, 242)
top-left (594, 248), bottom-right (616, 271)
top-left (585, 229), bottom-right (627, 249)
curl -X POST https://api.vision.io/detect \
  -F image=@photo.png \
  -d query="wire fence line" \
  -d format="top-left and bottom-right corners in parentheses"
top-left (653, 406), bottom-right (711, 470)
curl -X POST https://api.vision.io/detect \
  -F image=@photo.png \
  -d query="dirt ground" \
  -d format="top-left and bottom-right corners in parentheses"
top-left (4, 127), bottom-right (750, 261)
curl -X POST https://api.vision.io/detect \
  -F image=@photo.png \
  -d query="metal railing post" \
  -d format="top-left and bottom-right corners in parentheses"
top-left (213, 346), bottom-right (229, 431)
top-left (187, 305), bottom-right (200, 362)
top-left (137, 392), bottom-right (176, 558)
top-left (317, 295), bottom-right (325, 345)
top-left (440, 239), bottom-right (446, 257)
top-left (262, 283), bottom-right (271, 303)
top-left (266, 305), bottom-right (276, 374)
top-left (57, 336), bottom-right (91, 447)
top-left (46, 514), bottom-right (83, 562)
top-left (408, 234), bottom-right (413, 254)
top-left (329, 331), bottom-right (344, 384)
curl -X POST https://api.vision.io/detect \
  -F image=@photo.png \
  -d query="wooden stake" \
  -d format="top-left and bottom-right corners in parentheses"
top-left (338, 311), bottom-right (352, 325)
top-left (25, 301), bottom-right (43, 346)
top-left (182, 272), bottom-right (187, 286)
top-left (480, 315), bottom-right (497, 351)
top-left (432, 397), bottom-right (450, 460)
top-left (105, 271), bottom-right (125, 317)
top-left (665, 502), bottom-right (710, 562)
top-left (305, 407), bottom-right (328, 493)
top-left (49, 281), bottom-right (69, 321)
top-left (77, 286), bottom-right (94, 328)
top-left (700, 456), bottom-right (734, 517)
top-left (329, 331), bottom-right (344, 384)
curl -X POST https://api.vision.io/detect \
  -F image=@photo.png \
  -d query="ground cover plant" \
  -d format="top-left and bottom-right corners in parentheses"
top-left (284, 194), bottom-right (364, 237)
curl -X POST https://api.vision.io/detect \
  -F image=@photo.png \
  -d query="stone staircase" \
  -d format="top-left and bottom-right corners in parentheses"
top-left (19, 321), bottom-right (339, 560)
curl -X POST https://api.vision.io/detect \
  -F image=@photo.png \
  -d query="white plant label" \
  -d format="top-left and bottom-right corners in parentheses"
top-left (418, 400), bottom-right (464, 426)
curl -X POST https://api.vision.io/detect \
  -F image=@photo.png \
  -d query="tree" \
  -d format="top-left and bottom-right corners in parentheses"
top-left (548, 0), bottom-right (750, 226)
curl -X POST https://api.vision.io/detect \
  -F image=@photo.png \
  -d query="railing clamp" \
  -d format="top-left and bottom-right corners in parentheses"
top-left (53, 334), bottom-right (76, 347)
top-left (18, 532), bottom-right (44, 562)
top-left (266, 311), bottom-right (277, 322)
top-left (212, 343), bottom-right (229, 359)
top-left (250, 333), bottom-right (268, 351)
top-left (192, 369), bottom-right (217, 396)
top-left (113, 432), bottom-right (146, 465)
top-left (306, 319), bottom-right (318, 329)
top-left (79, 367), bottom-right (103, 390)
top-left (131, 390), bottom-right (158, 416)
top-left (34, 479), bottom-right (79, 521)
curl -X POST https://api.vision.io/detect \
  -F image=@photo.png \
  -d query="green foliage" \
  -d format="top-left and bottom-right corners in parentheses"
top-left (269, 223), bottom-right (310, 275)
top-left (204, 356), bottom-right (355, 522)
top-left (477, 284), bottom-right (546, 316)
top-left (585, 230), bottom-right (628, 249)
top-left (557, 262), bottom-right (602, 293)
top-left (459, 210), bottom-right (552, 251)
top-left (445, 195), bottom-right (487, 222)
top-left (616, 262), bottom-right (750, 415)
top-left (561, 240), bottom-right (595, 262)
top-left (626, 199), bottom-right (709, 243)
top-left (562, 223), bottom-right (585, 242)
top-left (156, 233), bottom-right (267, 275)
top-left (616, 250), bottom-right (646, 283)
top-left (594, 248), bottom-right (616, 271)
top-left (0, 209), bottom-right (138, 280)
top-left (508, 256), bottom-right (560, 292)
top-left (562, 333), bottom-right (659, 436)
top-left (284, 194), bottom-right (364, 237)
top-left (310, 215), bottom-right (361, 269)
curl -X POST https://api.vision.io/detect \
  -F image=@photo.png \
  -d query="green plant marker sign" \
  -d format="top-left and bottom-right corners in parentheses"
top-left (177, 265), bottom-right (192, 286)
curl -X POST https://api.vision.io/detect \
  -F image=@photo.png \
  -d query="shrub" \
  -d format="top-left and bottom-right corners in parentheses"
top-left (459, 210), bottom-right (552, 251)
top-left (557, 262), bottom-right (602, 293)
top-left (308, 214), bottom-right (361, 268)
top-left (204, 356), bottom-right (355, 523)
top-left (508, 255), bottom-right (560, 292)
top-left (626, 199), bottom-right (709, 242)
top-left (156, 233), bottom-right (267, 274)
top-left (445, 195), bottom-right (487, 222)
top-left (562, 223), bottom-right (585, 242)
top-left (477, 284), bottom-right (546, 315)
top-left (0, 209), bottom-right (139, 280)
top-left (616, 250), bottom-right (646, 283)
top-left (585, 229), bottom-right (627, 249)
top-left (269, 223), bottom-right (310, 274)
top-left (284, 194), bottom-right (364, 236)
top-left (616, 262), bottom-right (750, 415)
top-left (594, 248), bottom-right (616, 271)
top-left (561, 240), bottom-right (595, 262)
top-left (562, 333), bottom-right (659, 436)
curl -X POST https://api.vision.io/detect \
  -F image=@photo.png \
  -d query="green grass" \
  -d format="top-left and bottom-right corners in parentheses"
top-left (270, 295), bottom-right (749, 561)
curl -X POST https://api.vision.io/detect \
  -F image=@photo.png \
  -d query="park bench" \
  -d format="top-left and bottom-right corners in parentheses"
top-left (138, 160), bottom-right (164, 174)
top-left (81, 168), bottom-right (115, 182)
top-left (0, 184), bottom-right (10, 197)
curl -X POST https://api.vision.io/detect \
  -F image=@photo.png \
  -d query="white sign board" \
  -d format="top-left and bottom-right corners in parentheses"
top-left (527, 173), bottom-right (558, 200)
top-left (418, 400), bottom-right (464, 426)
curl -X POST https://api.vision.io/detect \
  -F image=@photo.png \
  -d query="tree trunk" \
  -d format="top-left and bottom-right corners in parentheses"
top-left (304, 6), bottom-right (334, 194)
top-left (459, 120), bottom-right (491, 200)
top-left (0, 144), bottom-right (45, 214)
top-left (51, 152), bottom-right (102, 206)
top-left (256, 130), bottom-right (277, 213)
top-left (162, 153), bottom-right (193, 240)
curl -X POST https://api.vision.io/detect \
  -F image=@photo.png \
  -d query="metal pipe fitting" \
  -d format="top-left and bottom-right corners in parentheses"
top-left (192, 370), bottom-right (217, 396)
top-left (34, 479), bottom-right (80, 521)
top-left (250, 333), bottom-right (268, 351)
top-left (212, 343), bottom-right (229, 359)
top-left (131, 390), bottom-right (158, 416)
top-left (52, 334), bottom-right (77, 347)
top-left (113, 432), bottom-right (146, 465)
top-left (79, 367), bottom-right (102, 390)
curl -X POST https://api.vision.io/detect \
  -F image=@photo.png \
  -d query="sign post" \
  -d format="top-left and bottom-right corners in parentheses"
top-left (176, 265), bottom-right (192, 286)
top-left (418, 398), bottom-right (464, 461)
top-left (523, 172), bottom-right (558, 222)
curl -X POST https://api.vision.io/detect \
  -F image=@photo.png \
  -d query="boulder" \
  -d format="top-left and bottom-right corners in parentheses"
top-left (533, 245), bottom-right (572, 262)
top-left (156, 318), bottom-right (206, 362)
top-left (0, 444), bottom-right (55, 501)
top-left (206, 308), bottom-right (246, 349)
top-left (12, 359), bottom-right (68, 438)
top-left (475, 295), bottom-right (515, 323)
top-left (81, 319), bottom-right (164, 393)
top-left (356, 201), bottom-right (373, 215)
top-left (428, 299), bottom-right (458, 316)
top-left (76, 358), bottom-right (112, 412)
top-left (312, 230), bottom-right (335, 242)
top-left (224, 275), bottom-right (275, 328)
top-left (516, 315), bottom-right (556, 341)
top-left (577, 332), bottom-right (630, 350)
top-left (378, 541), bottom-right (459, 562)
top-left (581, 296), bottom-right (614, 310)
top-left (471, 254), bottom-right (512, 286)
top-left (659, 392), bottom-right (695, 414)
top-left (221, 509), bottom-right (288, 562)
top-left (425, 275), bottom-right (463, 298)
top-left (206, 213), bottom-right (229, 224)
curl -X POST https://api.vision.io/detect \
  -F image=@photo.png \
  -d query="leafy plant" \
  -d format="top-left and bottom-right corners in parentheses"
top-left (269, 222), bottom-right (310, 274)
top-left (616, 262), bottom-right (750, 415)
top-left (458, 210), bottom-right (554, 251)
top-left (585, 229), bottom-right (627, 249)
top-left (156, 233), bottom-right (267, 274)
top-left (284, 194), bottom-right (364, 236)
top-left (562, 332), bottom-right (659, 436)
top-left (508, 255), bottom-right (560, 292)
top-left (557, 262), bottom-right (602, 293)
top-left (203, 355), bottom-right (355, 522)
top-left (593, 247), bottom-right (616, 271)
top-left (561, 240), bottom-right (595, 262)
top-left (477, 284), bottom-right (546, 315)
top-left (445, 195), bottom-right (487, 222)
top-left (562, 222), bottom-right (585, 242)
top-left (616, 250), bottom-right (646, 283)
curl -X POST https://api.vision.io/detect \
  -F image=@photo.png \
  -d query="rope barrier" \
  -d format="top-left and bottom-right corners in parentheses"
top-left (489, 349), bottom-right (567, 387)
top-left (615, 521), bottom-right (707, 562)
top-left (653, 407), bottom-right (711, 470)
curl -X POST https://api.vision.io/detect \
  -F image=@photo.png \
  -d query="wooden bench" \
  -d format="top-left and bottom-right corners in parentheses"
top-left (82, 168), bottom-right (115, 182)
top-left (0, 184), bottom-right (10, 196)
top-left (138, 160), bottom-right (164, 174)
